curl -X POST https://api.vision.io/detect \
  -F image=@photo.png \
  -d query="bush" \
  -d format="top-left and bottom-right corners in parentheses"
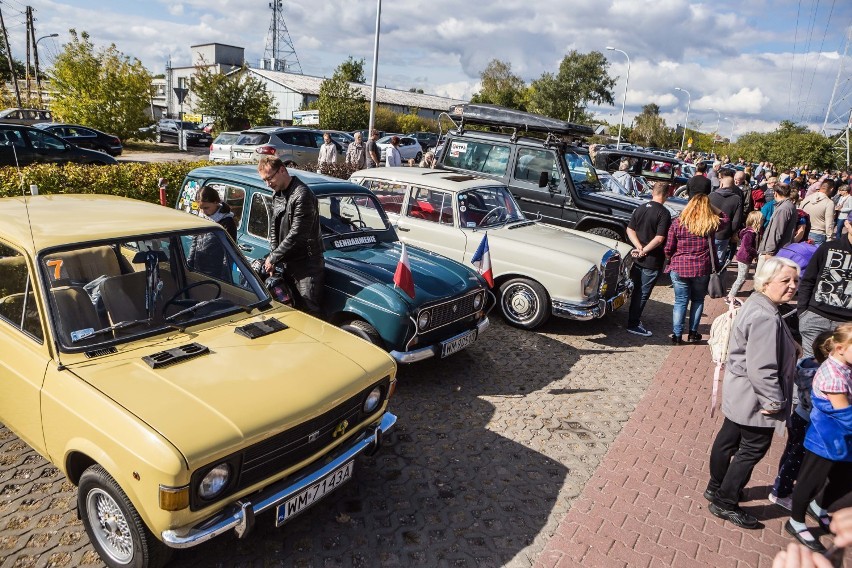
top-left (0, 161), bottom-right (210, 205)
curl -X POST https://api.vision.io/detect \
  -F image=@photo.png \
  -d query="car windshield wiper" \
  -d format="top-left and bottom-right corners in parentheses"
top-left (73, 317), bottom-right (181, 342)
top-left (165, 298), bottom-right (231, 322)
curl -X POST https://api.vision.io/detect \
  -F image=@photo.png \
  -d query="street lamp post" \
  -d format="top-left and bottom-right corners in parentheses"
top-left (367, 0), bottom-right (381, 137)
top-left (724, 117), bottom-right (735, 155)
top-left (606, 46), bottom-right (630, 149)
top-left (34, 33), bottom-right (58, 108)
top-left (674, 87), bottom-right (691, 152)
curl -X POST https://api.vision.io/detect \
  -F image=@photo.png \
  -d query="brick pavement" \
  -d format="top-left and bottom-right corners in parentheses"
top-left (535, 292), bottom-right (852, 568)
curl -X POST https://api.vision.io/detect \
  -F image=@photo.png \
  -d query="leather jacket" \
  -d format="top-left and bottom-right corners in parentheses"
top-left (268, 175), bottom-right (323, 267)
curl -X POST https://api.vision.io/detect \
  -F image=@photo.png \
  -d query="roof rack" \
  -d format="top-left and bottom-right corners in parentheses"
top-left (447, 103), bottom-right (594, 138)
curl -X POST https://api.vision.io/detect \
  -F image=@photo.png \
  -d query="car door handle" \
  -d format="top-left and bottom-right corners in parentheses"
top-left (238, 243), bottom-right (253, 252)
top-left (397, 226), bottom-right (410, 232)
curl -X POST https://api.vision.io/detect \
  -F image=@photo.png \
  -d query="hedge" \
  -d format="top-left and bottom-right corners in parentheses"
top-left (0, 161), bottom-right (361, 206)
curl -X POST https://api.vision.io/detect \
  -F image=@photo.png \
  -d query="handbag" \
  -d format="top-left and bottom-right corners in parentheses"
top-left (707, 236), bottom-right (726, 299)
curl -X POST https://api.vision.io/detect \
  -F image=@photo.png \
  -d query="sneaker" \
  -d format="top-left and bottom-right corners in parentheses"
top-left (687, 331), bottom-right (702, 343)
top-left (627, 324), bottom-right (652, 337)
top-left (708, 503), bottom-right (759, 529)
top-left (768, 493), bottom-right (793, 511)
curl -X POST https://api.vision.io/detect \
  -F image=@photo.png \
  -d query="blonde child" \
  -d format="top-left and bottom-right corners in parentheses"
top-left (727, 210), bottom-right (763, 301)
top-left (786, 323), bottom-right (852, 552)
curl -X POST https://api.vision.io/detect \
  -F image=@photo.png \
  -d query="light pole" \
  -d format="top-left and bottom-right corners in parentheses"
top-left (34, 33), bottom-right (58, 108)
top-left (606, 46), bottom-right (630, 149)
top-left (674, 87), bottom-right (691, 152)
top-left (367, 0), bottom-right (381, 137)
top-left (724, 117), bottom-right (735, 155)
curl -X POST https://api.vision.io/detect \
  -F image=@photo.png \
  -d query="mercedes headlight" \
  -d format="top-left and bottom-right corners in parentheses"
top-left (363, 386), bottom-right (383, 413)
top-left (472, 292), bottom-right (484, 310)
top-left (198, 464), bottom-right (231, 500)
top-left (417, 310), bottom-right (431, 331)
top-left (582, 266), bottom-right (601, 298)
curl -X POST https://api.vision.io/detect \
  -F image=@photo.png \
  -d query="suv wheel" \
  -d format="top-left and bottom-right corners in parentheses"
top-left (587, 227), bottom-right (622, 241)
top-left (155, 132), bottom-right (162, 143)
top-left (499, 277), bottom-right (550, 329)
top-left (414, 151), bottom-right (422, 163)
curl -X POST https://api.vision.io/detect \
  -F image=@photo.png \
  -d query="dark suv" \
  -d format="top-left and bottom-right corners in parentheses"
top-left (407, 131), bottom-right (439, 152)
top-left (155, 119), bottom-right (213, 146)
top-left (437, 104), bottom-right (648, 241)
top-left (0, 123), bottom-right (118, 166)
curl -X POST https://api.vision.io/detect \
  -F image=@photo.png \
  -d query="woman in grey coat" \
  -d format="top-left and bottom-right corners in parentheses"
top-left (705, 256), bottom-right (801, 529)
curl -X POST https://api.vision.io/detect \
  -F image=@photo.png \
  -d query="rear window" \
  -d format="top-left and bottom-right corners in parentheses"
top-left (235, 132), bottom-right (270, 145)
top-left (213, 133), bottom-right (240, 145)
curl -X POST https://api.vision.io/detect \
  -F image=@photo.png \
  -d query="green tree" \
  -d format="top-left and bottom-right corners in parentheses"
top-left (192, 62), bottom-right (276, 131)
top-left (315, 67), bottom-right (369, 131)
top-left (49, 30), bottom-right (153, 141)
top-left (0, 42), bottom-right (26, 85)
top-left (527, 50), bottom-right (615, 122)
top-left (337, 56), bottom-right (366, 84)
top-left (729, 121), bottom-right (833, 170)
top-left (630, 103), bottom-right (677, 148)
top-left (470, 59), bottom-right (527, 109)
top-left (372, 106), bottom-right (400, 133)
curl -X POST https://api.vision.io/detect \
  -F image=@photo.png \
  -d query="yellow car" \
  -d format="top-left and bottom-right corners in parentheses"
top-left (0, 194), bottom-right (397, 568)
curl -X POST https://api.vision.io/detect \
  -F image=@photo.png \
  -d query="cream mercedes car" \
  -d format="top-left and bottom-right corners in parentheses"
top-left (0, 194), bottom-right (397, 568)
top-left (349, 168), bottom-right (634, 330)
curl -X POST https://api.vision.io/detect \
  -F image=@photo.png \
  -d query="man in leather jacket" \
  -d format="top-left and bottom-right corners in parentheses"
top-left (259, 156), bottom-right (324, 315)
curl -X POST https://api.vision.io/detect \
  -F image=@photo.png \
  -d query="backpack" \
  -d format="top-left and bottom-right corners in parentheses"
top-left (708, 300), bottom-right (742, 416)
top-left (776, 241), bottom-right (818, 273)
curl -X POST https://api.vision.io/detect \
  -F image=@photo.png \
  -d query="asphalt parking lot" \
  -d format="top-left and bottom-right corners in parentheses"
top-left (117, 143), bottom-right (210, 163)
top-left (0, 284), bottom-right (678, 568)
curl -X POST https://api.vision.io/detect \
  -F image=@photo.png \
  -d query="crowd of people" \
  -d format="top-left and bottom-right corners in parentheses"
top-left (625, 156), bottom-right (851, 558)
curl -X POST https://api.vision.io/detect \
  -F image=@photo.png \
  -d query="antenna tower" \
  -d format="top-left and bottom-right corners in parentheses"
top-left (821, 27), bottom-right (852, 168)
top-left (261, 1), bottom-right (302, 74)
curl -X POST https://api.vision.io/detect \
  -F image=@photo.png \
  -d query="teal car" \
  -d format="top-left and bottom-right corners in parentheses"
top-left (177, 165), bottom-right (493, 363)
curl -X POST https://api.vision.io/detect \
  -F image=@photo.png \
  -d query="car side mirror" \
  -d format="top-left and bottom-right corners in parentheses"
top-left (538, 171), bottom-right (549, 188)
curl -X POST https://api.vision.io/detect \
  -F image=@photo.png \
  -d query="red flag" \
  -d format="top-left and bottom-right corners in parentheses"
top-left (393, 242), bottom-right (415, 298)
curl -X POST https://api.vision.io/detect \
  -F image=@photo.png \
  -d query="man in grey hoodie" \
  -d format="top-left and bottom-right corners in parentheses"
top-left (756, 183), bottom-right (798, 274)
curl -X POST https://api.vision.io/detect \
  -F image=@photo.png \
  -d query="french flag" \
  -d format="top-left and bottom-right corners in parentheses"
top-left (471, 233), bottom-right (494, 287)
top-left (393, 242), bottom-right (416, 298)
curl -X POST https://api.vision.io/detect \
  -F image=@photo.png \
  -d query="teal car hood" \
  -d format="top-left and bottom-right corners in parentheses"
top-left (325, 242), bottom-right (481, 307)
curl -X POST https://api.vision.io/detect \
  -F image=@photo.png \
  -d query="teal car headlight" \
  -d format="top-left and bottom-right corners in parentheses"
top-left (473, 292), bottom-right (484, 310)
top-left (417, 310), bottom-right (431, 331)
top-left (582, 266), bottom-right (601, 298)
top-left (199, 464), bottom-right (231, 500)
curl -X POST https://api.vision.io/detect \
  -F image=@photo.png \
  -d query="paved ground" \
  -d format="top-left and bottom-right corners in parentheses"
top-left (536, 284), bottom-right (852, 568)
top-left (117, 144), bottom-right (209, 163)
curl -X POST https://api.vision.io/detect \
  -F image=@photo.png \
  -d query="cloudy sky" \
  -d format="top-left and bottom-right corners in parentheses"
top-left (10, 0), bottom-right (852, 139)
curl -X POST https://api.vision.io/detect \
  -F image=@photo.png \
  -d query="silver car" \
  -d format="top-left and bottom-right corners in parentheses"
top-left (376, 135), bottom-right (423, 164)
top-left (208, 131), bottom-right (240, 162)
top-left (230, 127), bottom-right (338, 166)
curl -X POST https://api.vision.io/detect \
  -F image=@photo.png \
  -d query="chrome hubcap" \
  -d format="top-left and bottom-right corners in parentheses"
top-left (502, 284), bottom-right (538, 323)
top-left (87, 488), bottom-right (133, 564)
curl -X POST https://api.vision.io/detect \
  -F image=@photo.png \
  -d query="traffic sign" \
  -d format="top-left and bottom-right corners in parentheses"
top-left (173, 87), bottom-right (188, 104)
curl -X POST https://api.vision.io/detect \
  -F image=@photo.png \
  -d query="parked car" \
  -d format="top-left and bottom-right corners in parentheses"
top-left (0, 107), bottom-right (52, 125)
top-left (438, 104), bottom-right (654, 242)
top-left (0, 123), bottom-right (118, 166)
top-left (33, 123), bottom-right (123, 156)
top-left (349, 167), bottom-right (634, 330)
top-left (155, 119), bottom-right (213, 146)
top-left (591, 148), bottom-right (689, 196)
top-left (0, 193), bottom-right (397, 568)
top-left (376, 135), bottom-right (422, 164)
top-left (177, 165), bottom-right (493, 362)
top-left (407, 131), bottom-right (439, 152)
top-left (229, 127), bottom-right (341, 166)
top-left (208, 131), bottom-right (241, 162)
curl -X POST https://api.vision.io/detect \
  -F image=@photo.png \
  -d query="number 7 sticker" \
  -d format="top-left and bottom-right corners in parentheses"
top-left (46, 259), bottom-right (63, 279)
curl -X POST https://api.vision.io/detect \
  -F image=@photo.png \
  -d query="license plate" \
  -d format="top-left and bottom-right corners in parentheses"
top-left (440, 329), bottom-right (477, 358)
top-left (610, 290), bottom-right (627, 311)
top-left (236, 151), bottom-right (252, 159)
top-left (275, 461), bottom-right (353, 526)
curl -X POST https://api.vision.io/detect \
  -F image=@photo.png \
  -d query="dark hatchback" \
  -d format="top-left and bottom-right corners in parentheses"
top-left (177, 165), bottom-right (493, 363)
top-left (0, 123), bottom-right (118, 167)
top-left (156, 119), bottom-right (213, 146)
top-left (34, 123), bottom-right (123, 156)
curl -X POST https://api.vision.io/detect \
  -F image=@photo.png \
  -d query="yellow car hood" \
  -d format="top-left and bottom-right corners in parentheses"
top-left (64, 310), bottom-right (395, 467)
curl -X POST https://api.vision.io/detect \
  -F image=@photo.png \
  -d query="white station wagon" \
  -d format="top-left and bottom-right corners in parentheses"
top-left (349, 168), bottom-right (635, 330)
